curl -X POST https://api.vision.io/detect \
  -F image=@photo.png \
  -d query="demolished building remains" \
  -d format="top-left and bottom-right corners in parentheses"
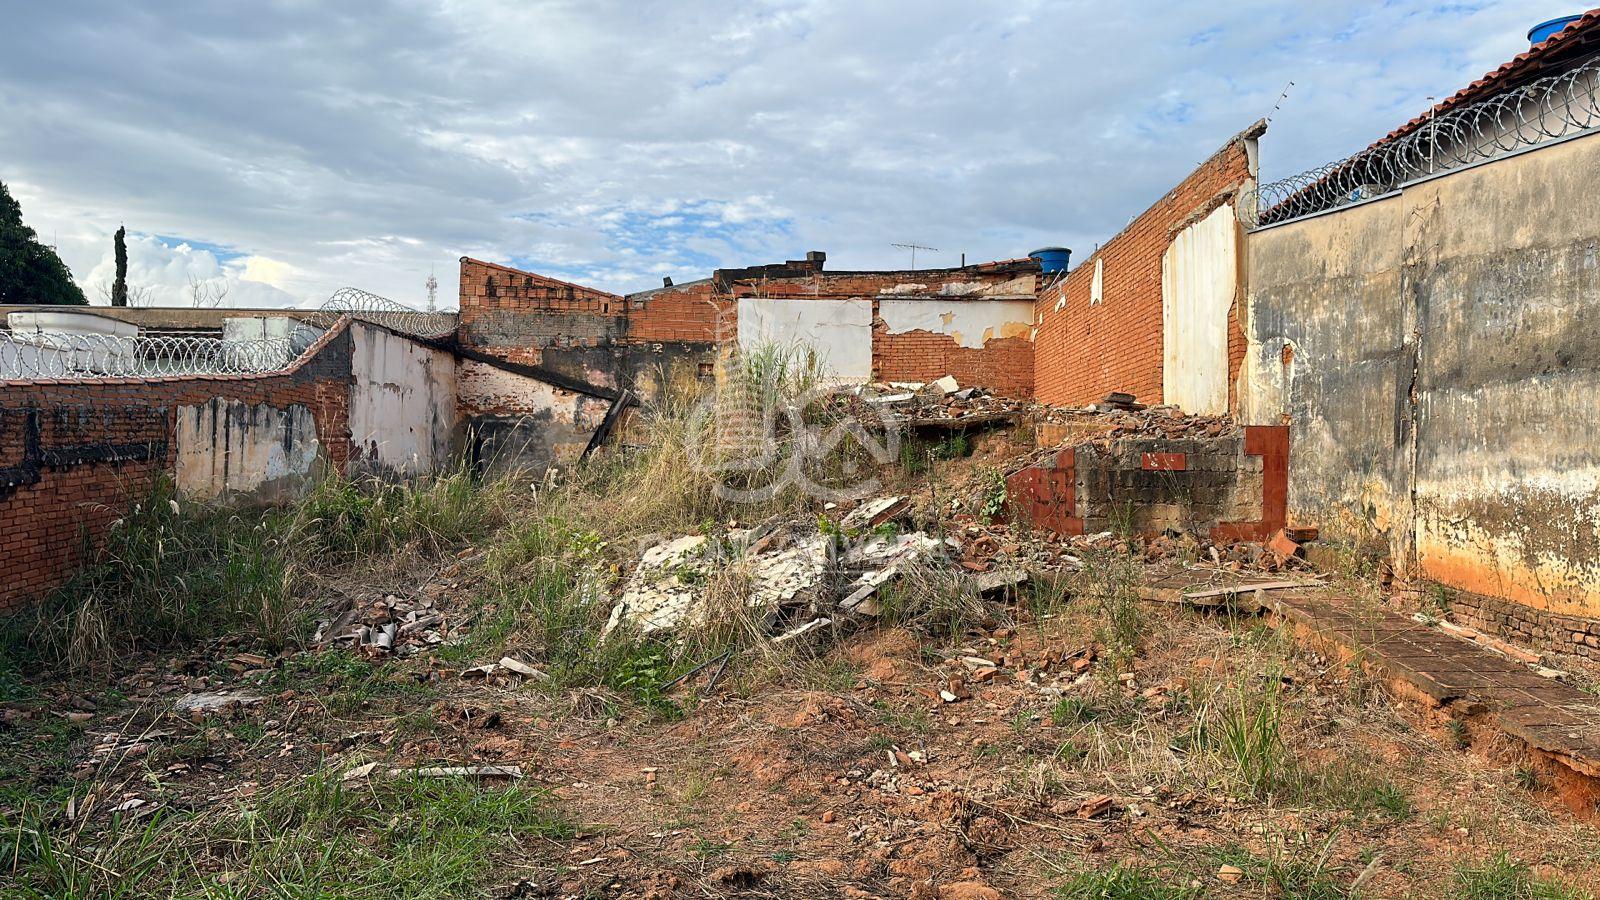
top-left (2, 10), bottom-right (1600, 729)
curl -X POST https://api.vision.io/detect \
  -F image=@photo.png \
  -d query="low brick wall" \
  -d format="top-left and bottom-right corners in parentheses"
top-left (873, 331), bottom-right (1033, 398)
top-left (1005, 425), bottom-right (1288, 541)
top-left (1446, 589), bottom-right (1600, 667)
top-left (0, 326), bottom-right (354, 611)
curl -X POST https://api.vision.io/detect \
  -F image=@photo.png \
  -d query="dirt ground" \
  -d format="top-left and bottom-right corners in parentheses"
top-left (6, 556), bottom-right (1600, 898)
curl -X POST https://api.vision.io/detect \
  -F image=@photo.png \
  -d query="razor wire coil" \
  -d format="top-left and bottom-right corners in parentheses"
top-left (1243, 54), bottom-right (1600, 228)
top-left (305, 287), bottom-right (457, 339)
top-left (0, 332), bottom-right (303, 380)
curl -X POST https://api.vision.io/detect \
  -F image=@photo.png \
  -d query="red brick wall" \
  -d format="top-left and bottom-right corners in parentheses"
top-left (874, 330), bottom-right (1034, 397)
top-left (458, 257), bottom-right (1040, 396)
top-left (625, 280), bottom-right (728, 344)
top-left (0, 325), bottom-right (353, 610)
top-left (1033, 124), bottom-right (1262, 408)
top-left (457, 258), bottom-right (625, 366)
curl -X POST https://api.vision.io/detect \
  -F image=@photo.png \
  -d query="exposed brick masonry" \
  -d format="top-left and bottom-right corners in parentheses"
top-left (458, 256), bottom-right (1041, 398)
top-left (0, 325), bottom-right (354, 610)
top-left (1032, 126), bottom-right (1261, 408)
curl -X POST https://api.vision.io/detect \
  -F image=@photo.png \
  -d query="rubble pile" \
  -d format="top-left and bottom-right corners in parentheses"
top-left (600, 494), bottom-right (1024, 645)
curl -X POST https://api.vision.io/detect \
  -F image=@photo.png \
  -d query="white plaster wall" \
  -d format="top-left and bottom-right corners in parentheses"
top-left (348, 322), bottom-right (459, 476)
top-left (736, 297), bottom-right (872, 380)
top-left (456, 359), bottom-right (610, 427)
top-left (174, 398), bottom-right (321, 502)
top-left (877, 299), bottom-right (1034, 349)
top-left (1161, 203), bottom-right (1237, 414)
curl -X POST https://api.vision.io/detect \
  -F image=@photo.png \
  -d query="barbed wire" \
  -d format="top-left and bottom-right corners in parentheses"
top-left (0, 332), bottom-right (304, 380)
top-left (1243, 54), bottom-right (1600, 228)
top-left (306, 287), bottom-right (457, 338)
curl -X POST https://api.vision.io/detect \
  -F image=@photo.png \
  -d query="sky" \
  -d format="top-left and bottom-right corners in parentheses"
top-left (0, 1), bottom-right (1574, 310)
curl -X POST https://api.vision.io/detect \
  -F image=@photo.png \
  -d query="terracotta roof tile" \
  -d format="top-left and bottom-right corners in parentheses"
top-left (1371, 8), bottom-right (1600, 150)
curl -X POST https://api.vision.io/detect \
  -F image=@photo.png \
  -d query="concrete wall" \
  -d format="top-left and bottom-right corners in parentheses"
top-left (456, 358), bottom-right (613, 475)
top-left (1162, 203), bottom-right (1239, 414)
top-left (736, 296), bottom-right (873, 380)
top-left (1244, 130), bottom-right (1600, 621)
top-left (877, 299), bottom-right (1034, 349)
top-left (1241, 193), bottom-right (1413, 554)
top-left (174, 398), bottom-right (323, 503)
top-left (348, 322), bottom-right (459, 476)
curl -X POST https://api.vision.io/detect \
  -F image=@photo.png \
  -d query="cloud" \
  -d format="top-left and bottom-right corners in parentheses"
top-left (0, 0), bottom-right (1561, 307)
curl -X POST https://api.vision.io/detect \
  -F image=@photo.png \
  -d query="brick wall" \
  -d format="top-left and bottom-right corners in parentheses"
top-left (1446, 589), bottom-right (1600, 668)
top-left (0, 325), bottom-right (353, 610)
top-left (1006, 424), bottom-right (1288, 541)
top-left (1033, 123), bottom-right (1263, 408)
top-left (457, 258), bottom-right (625, 368)
top-left (874, 330), bottom-right (1034, 397)
top-left (459, 255), bottom-right (1041, 398)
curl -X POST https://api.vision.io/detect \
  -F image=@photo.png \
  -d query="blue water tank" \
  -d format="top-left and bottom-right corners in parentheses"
top-left (1529, 14), bottom-right (1581, 44)
top-left (1028, 246), bottom-right (1072, 274)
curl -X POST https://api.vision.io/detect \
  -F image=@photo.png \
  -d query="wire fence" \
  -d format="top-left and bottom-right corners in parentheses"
top-left (0, 332), bottom-right (307, 379)
top-left (304, 287), bottom-right (457, 339)
top-left (1243, 54), bottom-right (1600, 228)
top-left (1, 287), bottom-right (457, 381)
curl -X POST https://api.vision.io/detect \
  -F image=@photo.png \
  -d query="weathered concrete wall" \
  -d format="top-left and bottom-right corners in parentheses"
top-left (1162, 203), bottom-right (1239, 414)
top-left (1241, 192), bottom-right (1413, 556)
top-left (736, 296), bottom-right (873, 380)
top-left (1407, 135), bottom-right (1600, 618)
top-left (877, 299), bottom-right (1034, 349)
top-left (348, 322), bottom-right (459, 476)
top-left (456, 358), bottom-right (613, 475)
top-left (1245, 129), bottom-right (1600, 620)
top-left (174, 398), bottom-right (323, 503)
top-left (1005, 425), bottom-right (1288, 541)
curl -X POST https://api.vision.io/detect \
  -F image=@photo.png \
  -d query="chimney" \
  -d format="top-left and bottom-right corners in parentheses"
top-left (805, 250), bottom-right (826, 271)
top-left (662, 276), bottom-right (674, 287)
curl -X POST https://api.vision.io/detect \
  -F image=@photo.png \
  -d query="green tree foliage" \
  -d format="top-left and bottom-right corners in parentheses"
top-left (0, 179), bottom-right (87, 305)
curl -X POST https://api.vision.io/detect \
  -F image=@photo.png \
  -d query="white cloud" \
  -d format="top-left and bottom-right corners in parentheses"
top-left (0, 0), bottom-right (1565, 305)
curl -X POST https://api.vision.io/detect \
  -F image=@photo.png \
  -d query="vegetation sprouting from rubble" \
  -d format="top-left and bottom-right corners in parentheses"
top-left (4, 361), bottom-right (1600, 897)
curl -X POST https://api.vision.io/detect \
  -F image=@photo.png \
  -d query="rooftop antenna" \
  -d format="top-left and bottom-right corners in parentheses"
top-left (425, 268), bottom-right (438, 312)
top-left (891, 242), bottom-right (938, 271)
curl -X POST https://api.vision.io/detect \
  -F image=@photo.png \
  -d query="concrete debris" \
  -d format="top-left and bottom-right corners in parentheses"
top-left (840, 532), bottom-right (944, 615)
top-left (604, 533), bottom-right (830, 638)
top-left (173, 691), bottom-right (264, 715)
top-left (839, 495), bottom-right (910, 532)
top-left (497, 657), bottom-right (549, 680)
top-left (393, 765), bottom-right (523, 779)
top-left (603, 535), bottom-right (712, 636)
top-left (929, 375), bottom-right (960, 395)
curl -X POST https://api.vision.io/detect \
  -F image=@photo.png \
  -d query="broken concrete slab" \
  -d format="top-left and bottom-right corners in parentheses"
top-left (840, 496), bottom-right (910, 532)
top-left (603, 532), bottom-right (828, 638)
top-left (173, 691), bottom-right (264, 715)
top-left (603, 535), bottom-right (710, 636)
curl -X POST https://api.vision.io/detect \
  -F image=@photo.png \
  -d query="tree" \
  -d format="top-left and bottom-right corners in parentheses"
top-left (0, 179), bottom-right (87, 305)
top-left (187, 274), bottom-right (229, 308)
top-left (112, 225), bottom-right (128, 307)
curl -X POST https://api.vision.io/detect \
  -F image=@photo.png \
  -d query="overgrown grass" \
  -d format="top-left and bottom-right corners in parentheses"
top-left (1452, 853), bottom-right (1588, 900)
top-left (1075, 549), bottom-right (1143, 672)
top-left (4, 770), bottom-right (573, 898)
top-left (1, 464), bottom-right (517, 674)
top-left (1055, 863), bottom-right (1201, 899)
top-left (1208, 838), bottom-right (1349, 900)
